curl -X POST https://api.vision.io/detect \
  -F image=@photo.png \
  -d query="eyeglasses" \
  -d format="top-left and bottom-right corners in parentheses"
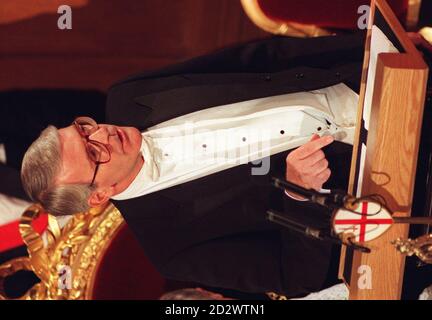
top-left (73, 117), bottom-right (111, 186)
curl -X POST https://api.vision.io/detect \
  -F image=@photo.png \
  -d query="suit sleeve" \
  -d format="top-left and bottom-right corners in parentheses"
top-left (111, 33), bottom-right (365, 86)
top-left (159, 229), bottom-right (332, 297)
top-left (160, 231), bottom-right (288, 295)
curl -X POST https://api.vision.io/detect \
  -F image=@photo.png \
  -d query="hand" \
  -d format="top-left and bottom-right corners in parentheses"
top-left (285, 134), bottom-right (334, 199)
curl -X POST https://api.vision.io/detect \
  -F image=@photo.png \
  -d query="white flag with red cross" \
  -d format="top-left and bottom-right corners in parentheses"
top-left (0, 193), bottom-right (47, 253)
top-left (332, 201), bottom-right (394, 243)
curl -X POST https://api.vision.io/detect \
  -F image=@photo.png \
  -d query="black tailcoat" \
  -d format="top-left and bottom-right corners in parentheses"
top-left (106, 33), bottom-right (365, 296)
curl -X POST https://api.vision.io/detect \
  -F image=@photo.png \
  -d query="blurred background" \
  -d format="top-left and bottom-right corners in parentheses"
top-left (1, 0), bottom-right (430, 91)
top-left (0, 0), bottom-right (268, 91)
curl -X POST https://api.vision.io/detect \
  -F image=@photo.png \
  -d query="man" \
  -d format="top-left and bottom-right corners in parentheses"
top-left (21, 33), bottom-right (365, 297)
top-left (0, 89), bottom-right (106, 297)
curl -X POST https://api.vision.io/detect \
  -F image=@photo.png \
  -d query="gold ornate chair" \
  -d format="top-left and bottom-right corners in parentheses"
top-left (0, 203), bottom-right (166, 300)
top-left (240, 0), bottom-right (419, 37)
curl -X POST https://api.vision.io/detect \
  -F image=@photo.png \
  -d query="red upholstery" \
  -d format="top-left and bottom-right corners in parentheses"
top-left (0, 213), bottom-right (48, 253)
top-left (91, 224), bottom-right (166, 300)
top-left (257, 0), bottom-right (408, 29)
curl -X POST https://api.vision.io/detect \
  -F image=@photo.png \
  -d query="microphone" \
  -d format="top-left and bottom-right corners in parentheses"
top-left (268, 177), bottom-right (372, 253)
top-left (271, 177), bottom-right (355, 210)
top-left (267, 209), bottom-right (341, 243)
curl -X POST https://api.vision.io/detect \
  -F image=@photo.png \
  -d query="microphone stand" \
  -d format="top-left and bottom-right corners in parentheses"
top-left (267, 209), bottom-right (342, 244)
top-left (271, 177), bottom-right (355, 210)
top-left (268, 176), bottom-right (371, 253)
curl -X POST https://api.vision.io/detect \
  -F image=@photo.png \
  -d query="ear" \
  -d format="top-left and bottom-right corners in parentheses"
top-left (87, 187), bottom-right (115, 208)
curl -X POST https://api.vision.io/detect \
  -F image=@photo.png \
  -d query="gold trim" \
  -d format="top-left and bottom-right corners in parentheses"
top-left (0, 202), bottom-right (125, 300)
top-left (266, 291), bottom-right (288, 300)
top-left (240, 0), bottom-right (332, 37)
top-left (0, 257), bottom-right (36, 300)
top-left (393, 234), bottom-right (432, 264)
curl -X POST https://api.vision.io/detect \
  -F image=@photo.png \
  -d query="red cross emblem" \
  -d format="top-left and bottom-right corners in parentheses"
top-left (333, 201), bottom-right (394, 242)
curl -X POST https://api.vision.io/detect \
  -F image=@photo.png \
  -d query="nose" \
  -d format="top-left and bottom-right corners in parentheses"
top-left (89, 126), bottom-right (114, 144)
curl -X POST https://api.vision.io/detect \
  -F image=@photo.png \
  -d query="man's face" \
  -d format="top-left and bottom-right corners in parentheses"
top-left (57, 123), bottom-right (143, 201)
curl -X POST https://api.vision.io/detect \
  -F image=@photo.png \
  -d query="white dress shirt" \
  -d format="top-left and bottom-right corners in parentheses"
top-left (111, 83), bottom-right (358, 200)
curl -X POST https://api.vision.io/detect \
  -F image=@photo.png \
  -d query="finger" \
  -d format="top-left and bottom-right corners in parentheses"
top-left (305, 158), bottom-right (329, 175)
top-left (309, 169), bottom-right (331, 191)
top-left (288, 134), bottom-right (321, 161)
top-left (316, 168), bottom-right (331, 183)
top-left (296, 135), bottom-right (334, 159)
top-left (301, 150), bottom-right (326, 167)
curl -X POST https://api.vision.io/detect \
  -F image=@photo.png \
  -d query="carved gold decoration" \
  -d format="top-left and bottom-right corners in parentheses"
top-left (0, 257), bottom-right (45, 300)
top-left (240, 0), bottom-right (332, 38)
top-left (266, 291), bottom-right (288, 300)
top-left (0, 202), bottom-right (125, 300)
top-left (392, 234), bottom-right (432, 264)
top-left (242, 0), bottom-right (423, 36)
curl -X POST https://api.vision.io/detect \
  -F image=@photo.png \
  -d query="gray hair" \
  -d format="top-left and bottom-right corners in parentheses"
top-left (21, 126), bottom-right (94, 216)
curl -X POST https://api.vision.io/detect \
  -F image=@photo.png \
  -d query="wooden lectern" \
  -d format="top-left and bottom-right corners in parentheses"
top-left (339, 0), bottom-right (429, 300)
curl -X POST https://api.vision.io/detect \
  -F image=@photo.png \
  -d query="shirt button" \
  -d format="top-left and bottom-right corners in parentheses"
top-left (202, 144), bottom-right (207, 148)
top-left (280, 130), bottom-right (285, 135)
top-left (264, 74), bottom-right (272, 81)
top-left (242, 137), bottom-right (247, 142)
top-left (335, 72), bottom-right (341, 78)
top-left (296, 73), bottom-right (304, 79)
